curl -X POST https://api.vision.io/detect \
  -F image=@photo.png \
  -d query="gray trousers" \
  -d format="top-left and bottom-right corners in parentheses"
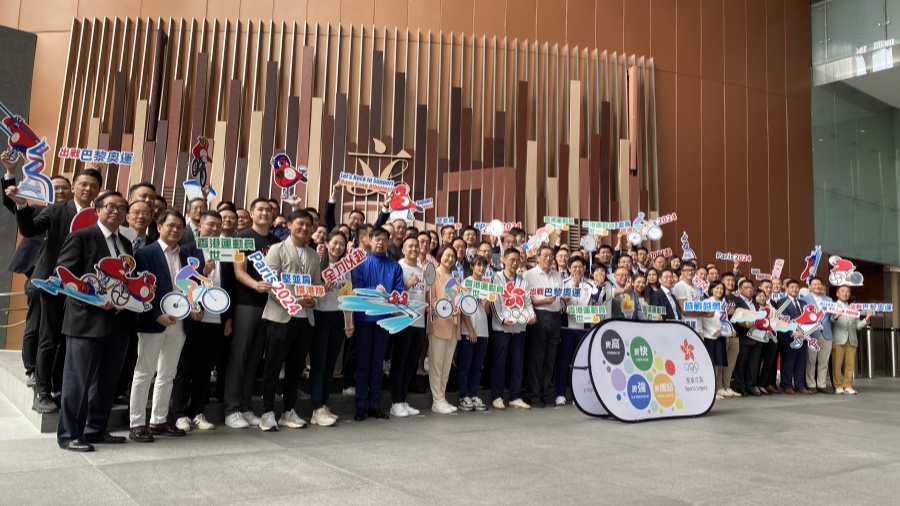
top-left (223, 305), bottom-right (267, 415)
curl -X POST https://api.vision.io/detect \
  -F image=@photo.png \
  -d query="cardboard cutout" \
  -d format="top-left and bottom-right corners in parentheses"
top-left (828, 255), bottom-right (864, 286)
top-left (197, 237), bottom-right (255, 262)
top-left (387, 183), bottom-right (423, 221)
top-left (800, 246), bottom-right (822, 283)
top-left (271, 153), bottom-right (307, 204)
top-left (680, 231), bottom-right (696, 261)
top-left (0, 102), bottom-right (54, 204)
top-left (182, 136), bottom-right (218, 204)
top-left (499, 280), bottom-right (533, 324)
top-left (58, 147), bottom-right (134, 165)
top-left (566, 305), bottom-right (607, 324)
top-left (339, 289), bottom-right (428, 334)
top-left (32, 255), bottom-right (156, 312)
top-left (625, 212), bottom-right (664, 246)
top-left (247, 251), bottom-right (304, 315)
top-left (160, 256), bottom-right (231, 319)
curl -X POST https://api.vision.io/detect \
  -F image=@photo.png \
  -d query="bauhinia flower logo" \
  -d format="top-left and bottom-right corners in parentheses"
top-left (502, 281), bottom-right (525, 310)
top-left (681, 338), bottom-right (695, 361)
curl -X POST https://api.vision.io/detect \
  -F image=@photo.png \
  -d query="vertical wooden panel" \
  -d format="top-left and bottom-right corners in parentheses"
top-left (786, 99), bottom-right (814, 270)
top-left (525, 140), bottom-right (538, 231)
top-left (701, 81), bottom-right (725, 261)
top-left (297, 46), bottom-right (315, 166)
top-left (676, 0), bottom-right (701, 77)
top-left (675, 74), bottom-right (702, 252)
top-left (514, 81), bottom-right (528, 220)
top-left (589, 133), bottom-right (601, 221)
top-left (107, 71), bottom-right (127, 190)
top-left (767, 96), bottom-right (789, 268)
top-left (724, 0), bottom-right (748, 87)
top-left (724, 84), bottom-right (749, 260)
top-left (210, 122), bottom-right (228, 204)
top-left (460, 107), bottom-right (472, 223)
top-left (246, 111), bottom-right (264, 202)
top-left (765, 0), bottom-right (786, 97)
top-left (425, 129), bottom-right (438, 225)
top-left (222, 79), bottom-right (242, 202)
top-left (413, 104), bottom-right (428, 201)
top-left (700, 0), bottom-right (724, 82)
top-left (319, 114), bottom-right (335, 212)
top-left (130, 100), bottom-right (148, 187)
top-left (151, 120), bottom-right (167, 190)
top-left (260, 61), bottom-right (279, 199)
top-left (568, 80), bottom-right (581, 218)
top-left (599, 100), bottom-right (611, 220)
top-left (285, 96), bottom-right (300, 163)
top-left (746, 88), bottom-right (769, 265)
top-left (307, 98), bottom-right (324, 211)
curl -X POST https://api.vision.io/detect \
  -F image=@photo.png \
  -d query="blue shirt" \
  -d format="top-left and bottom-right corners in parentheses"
top-left (351, 251), bottom-right (405, 322)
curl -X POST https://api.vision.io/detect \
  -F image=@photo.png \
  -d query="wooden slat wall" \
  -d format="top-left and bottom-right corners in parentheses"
top-left (51, 19), bottom-right (657, 237)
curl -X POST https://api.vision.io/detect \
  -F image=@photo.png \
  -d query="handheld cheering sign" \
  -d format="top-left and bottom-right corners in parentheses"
top-left (271, 153), bottom-right (308, 204)
top-left (0, 101), bottom-right (54, 204)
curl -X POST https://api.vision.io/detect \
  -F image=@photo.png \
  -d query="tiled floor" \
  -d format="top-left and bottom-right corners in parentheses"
top-left (2, 377), bottom-right (900, 504)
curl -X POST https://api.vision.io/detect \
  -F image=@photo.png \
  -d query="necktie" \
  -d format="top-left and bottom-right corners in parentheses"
top-left (108, 235), bottom-right (121, 256)
top-left (132, 237), bottom-right (144, 252)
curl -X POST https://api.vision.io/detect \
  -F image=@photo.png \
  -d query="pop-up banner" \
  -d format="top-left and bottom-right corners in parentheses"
top-left (571, 319), bottom-right (715, 422)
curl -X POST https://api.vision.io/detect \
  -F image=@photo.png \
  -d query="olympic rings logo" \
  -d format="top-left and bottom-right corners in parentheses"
top-left (684, 362), bottom-right (700, 374)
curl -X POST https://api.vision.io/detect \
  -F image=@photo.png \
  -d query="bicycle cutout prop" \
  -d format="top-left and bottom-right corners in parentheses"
top-left (160, 257), bottom-right (230, 319)
top-left (32, 255), bottom-right (157, 313)
top-left (828, 255), bottom-right (864, 287)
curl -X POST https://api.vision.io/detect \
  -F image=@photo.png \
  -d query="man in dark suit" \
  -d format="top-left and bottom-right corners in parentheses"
top-left (172, 210), bottom-right (235, 432)
top-left (729, 279), bottom-right (764, 396)
top-left (776, 279), bottom-right (811, 395)
top-left (650, 269), bottom-right (682, 321)
top-left (10, 168), bottom-right (102, 413)
top-left (2, 150), bottom-right (74, 386)
top-left (56, 191), bottom-right (135, 452)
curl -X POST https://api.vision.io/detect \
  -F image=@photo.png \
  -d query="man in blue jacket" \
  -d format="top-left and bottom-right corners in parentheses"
top-left (803, 277), bottom-right (834, 393)
top-left (351, 226), bottom-right (404, 421)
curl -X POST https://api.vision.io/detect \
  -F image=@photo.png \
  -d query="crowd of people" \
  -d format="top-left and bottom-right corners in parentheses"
top-left (0, 152), bottom-right (875, 452)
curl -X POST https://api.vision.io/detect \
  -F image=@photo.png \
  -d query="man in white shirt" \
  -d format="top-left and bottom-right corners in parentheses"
top-left (522, 246), bottom-right (563, 407)
top-left (672, 262), bottom-right (712, 333)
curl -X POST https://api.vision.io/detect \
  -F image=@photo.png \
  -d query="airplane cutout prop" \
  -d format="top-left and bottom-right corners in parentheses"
top-left (338, 288), bottom-right (428, 334)
top-left (32, 255), bottom-right (156, 312)
top-left (0, 101), bottom-right (54, 204)
top-left (828, 255), bottom-right (864, 286)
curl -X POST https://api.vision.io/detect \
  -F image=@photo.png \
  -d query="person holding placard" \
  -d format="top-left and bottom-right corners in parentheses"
top-left (699, 281), bottom-right (732, 400)
top-left (556, 256), bottom-right (594, 406)
top-left (309, 230), bottom-right (352, 427)
top-left (831, 286), bottom-right (873, 394)
top-left (223, 198), bottom-right (280, 429)
top-left (672, 262), bottom-right (712, 334)
top-left (490, 248), bottom-right (535, 410)
top-left (256, 210), bottom-right (320, 431)
top-left (458, 256), bottom-right (492, 412)
top-left (729, 279), bottom-right (764, 397)
top-left (776, 280), bottom-right (811, 395)
top-left (351, 226), bottom-right (404, 421)
top-left (523, 245), bottom-right (564, 408)
top-left (428, 245), bottom-right (463, 415)
top-left (390, 236), bottom-right (426, 417)
top-left (803, 277), bottom-right (834, 394)
top-left (610, 268), bottom-right (645, 320)
top-left (589, 263), bottom-right (614, 316)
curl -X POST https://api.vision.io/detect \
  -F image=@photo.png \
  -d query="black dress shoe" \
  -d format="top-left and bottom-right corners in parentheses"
top-left (149, 423), bottom-right (186, 437)
top-left (33, 394), bottom-right (58, 413)
top-left (353, 408), bottom-right (367, 422)
top-left (367, 408), bottom-right (389, 420)
top-left (750, 389), bottom-right (762, 397)
top-left (61, 438), bottom-right (94, 452)
top-left (128, 426), bottom-right (155, 443)
top-left (85, 432), bottom-right (126, 444)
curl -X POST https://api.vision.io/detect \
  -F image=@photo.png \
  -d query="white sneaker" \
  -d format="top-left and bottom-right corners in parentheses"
top-left (458, 397), bottom-right (475, 412)
top-left (834, 387), bottom-right (844, 394)
top-left (259, 411), bottom-right (278, 431)
top-left (725, 389), bottom-right (741, 398)
top-left (311, 407), bottom-right (336, 427)
top-left (242, 411), bottom-right (262, 426)
top-left (432, 401), bottom-right (454, 414)
top-left (390, 403), bottom-right (409, 417)
top-left (716, 389), bottom-right (728, 398)
top-left (509, 398), bottom-right (531, 410)
top-left (492, 398), bottom-right (506, 410)
top-left (403, 403), bottom-right (420, 415)
top-left (555, 395), bottom-right (566, 406)
top-left (472, 397), bottom-right (488, 411)
top-left (192, 413), bottom-right (215, 430)
top-left (278, 409), bottom-right (307, 429)
top-left (845, 387), bottom-right (858, 395)
top-left (715, 394), bottom-right (725, 400)
top-left (225, 412), bottom-right (249, 429)
top-left (323, 406), bottom-right (339, 421)
top-left (449, 403), bottom-right (458, 412)
top-left (175, 416), bottom-right (192, 432)
top-left (342, 387), bottom-right (356, 396)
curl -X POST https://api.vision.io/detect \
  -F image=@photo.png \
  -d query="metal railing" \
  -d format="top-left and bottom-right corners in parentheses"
top-left (858, 327), bottom-right (899, 378)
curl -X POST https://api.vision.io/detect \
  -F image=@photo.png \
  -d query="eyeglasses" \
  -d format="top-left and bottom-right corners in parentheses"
top-left (103, 204), bottom-right (127, 214)
top-left (129, 210), bottom-right (151, 217)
